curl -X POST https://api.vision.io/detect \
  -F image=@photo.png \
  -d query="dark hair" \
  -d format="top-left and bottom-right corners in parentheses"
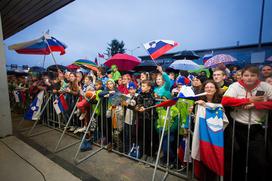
top-left (95, 80), bottom-right (103, 85)
top-left (84, 75), bottom-right (93, 82)
top-left (242, 65), bottom-right (260, 76)
top-left (141, 80), bottom-right (152, 87)
top-left (98, 67), bottom-right (106, 75)
top-left (200, 80), bottom-right (222, 103)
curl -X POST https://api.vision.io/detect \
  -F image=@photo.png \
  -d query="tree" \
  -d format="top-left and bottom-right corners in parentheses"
top-left (105, 39), bottom-right (126, 58)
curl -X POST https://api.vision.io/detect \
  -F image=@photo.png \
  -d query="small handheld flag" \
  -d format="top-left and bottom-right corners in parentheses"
top-left (53, 94), bottom-right (68, 114)
top-left (143, 40), bottom-right (179, 60)
top-left (24, 91), bottom-right (44, 120)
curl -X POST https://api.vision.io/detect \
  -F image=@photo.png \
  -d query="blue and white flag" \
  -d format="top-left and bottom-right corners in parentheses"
top-left (24, 91), bottom-right (44, 121)
top-left (13, 90), bottom-right (22, 103)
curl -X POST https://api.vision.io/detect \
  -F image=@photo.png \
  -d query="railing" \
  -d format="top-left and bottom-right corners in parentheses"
top-left (14, 91), bottom-right (271, 181)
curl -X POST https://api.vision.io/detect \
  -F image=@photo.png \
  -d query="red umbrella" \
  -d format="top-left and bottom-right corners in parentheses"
top-left (67, 64), bottom-right (80, 71)
top-left (104, 53), bottom-right (141, 71)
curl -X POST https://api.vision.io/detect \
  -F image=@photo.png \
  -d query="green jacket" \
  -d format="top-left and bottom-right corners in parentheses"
top-left (112, 71), bottom-right (121, 81)
top-left (175, 98), bottom-right (194, 135)
top-left (156, 106), bottom-right (179, 133)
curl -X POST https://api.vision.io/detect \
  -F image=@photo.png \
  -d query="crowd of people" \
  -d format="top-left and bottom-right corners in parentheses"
top-left (7, 63), bottom-right (272, 181)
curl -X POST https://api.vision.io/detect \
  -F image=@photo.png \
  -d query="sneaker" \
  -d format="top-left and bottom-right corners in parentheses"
top-left (79, 113), bottom-right (86, 120)
top-left (68, 126), bottom-right (76, 132)
top-left (75, 126), bottom-right (86, 133)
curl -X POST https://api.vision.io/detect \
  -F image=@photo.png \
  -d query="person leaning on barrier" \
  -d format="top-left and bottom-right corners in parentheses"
top-left (194, 80), bottom-right (225, 181)
top-left (134, 80), bottom-right (157, 161)
top-left (222, 65), bottom-right (272, 181)
top-left (121, 82), bottom-right (138, 153)
top-left (98, 78), bottom-right (124, 151)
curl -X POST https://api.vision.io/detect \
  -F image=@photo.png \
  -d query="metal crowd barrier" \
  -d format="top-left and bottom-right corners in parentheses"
top-left (73, 97), bottom-right (193, 180)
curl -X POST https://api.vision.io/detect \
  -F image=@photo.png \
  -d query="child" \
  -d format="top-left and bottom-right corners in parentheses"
top-left (74, 75), bottom-right (95, 134)
top-left (99, 79), bottom-right (124, 151)
top-left (121, 82), bottom-right (138, 153)
top-left (135, 80), bottom-right (157, 161)
top-left (111, 64), bottom-right (121, 82)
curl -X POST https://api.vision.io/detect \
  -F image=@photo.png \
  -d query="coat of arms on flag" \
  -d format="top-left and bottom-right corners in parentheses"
top-left (24, 91), bottom-right (44, 121)
top-left (191, 103), bottom-right (228, 176)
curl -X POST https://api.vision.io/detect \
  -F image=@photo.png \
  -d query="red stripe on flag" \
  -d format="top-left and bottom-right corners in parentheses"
top-left (150, 42), bottom-right (178, 60)
top-left (155, 98), bottom-right (178, 107)
top-left (59, 95), bottom-right (68, 111)
top-left (200, 140), bottom-right (224, 176)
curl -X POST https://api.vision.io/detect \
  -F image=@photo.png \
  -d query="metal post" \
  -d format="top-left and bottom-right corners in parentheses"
top-left (27, 94), bottom-right (53, 136)
top-left (245, 110), bottom-right (252, 181)
top-left (74, 100), bottom-right (103, 164)
top-left (54, 98), bottom-right (80, 152)
top-left (44, 36), bottom-right (59, 69)
top-left (152, 106), bottom-right (170, 181)
top-left (230, 119), bottom-right (236, 181)
top-left (258, 0), bottom-right (265, 48)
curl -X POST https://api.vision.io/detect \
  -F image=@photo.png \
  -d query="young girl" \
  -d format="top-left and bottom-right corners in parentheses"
top-left (154, 66), bottom-right (171, 100)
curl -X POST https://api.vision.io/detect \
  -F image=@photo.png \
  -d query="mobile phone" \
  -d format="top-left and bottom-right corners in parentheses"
top-left (256, 90), bottom-right (265, 96)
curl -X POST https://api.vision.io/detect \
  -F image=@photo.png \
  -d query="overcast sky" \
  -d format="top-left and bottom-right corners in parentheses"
top-left (4, 0), bottom-right (272, 67)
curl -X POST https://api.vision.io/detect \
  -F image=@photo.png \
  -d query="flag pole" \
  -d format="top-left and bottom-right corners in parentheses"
top-left (43, 34), bottom-right (60, 71)
top-left (152, 106), bottom-right (171, 181)
top-left (42, 55), bottom-right (46, 68)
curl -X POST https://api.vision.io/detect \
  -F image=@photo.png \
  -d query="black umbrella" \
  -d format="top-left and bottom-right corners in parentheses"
top-left (47, 64), bottom-right (67, 72)
top-left (173, 50), bottom-right (200, 60)
top-left (133, 60), bottom-right (157, 72)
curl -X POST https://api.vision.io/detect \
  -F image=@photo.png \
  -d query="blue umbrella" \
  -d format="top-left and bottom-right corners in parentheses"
top-left (169, 59), bottom-right (201, 71)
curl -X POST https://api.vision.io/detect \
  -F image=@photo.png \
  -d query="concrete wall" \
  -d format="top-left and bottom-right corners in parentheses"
top-left (0, 13), bottom-right (12, 137)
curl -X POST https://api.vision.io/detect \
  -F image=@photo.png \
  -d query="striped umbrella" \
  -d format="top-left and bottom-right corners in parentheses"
top-left (73, 59), bottom-right (98, 72)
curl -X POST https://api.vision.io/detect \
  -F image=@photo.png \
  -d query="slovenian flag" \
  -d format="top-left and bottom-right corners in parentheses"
top-left (192, 103), bottom-right (228, 176)
top-left (53, 94), bottom-right (68, 114)
top-left (143, 40), bottom-right (179, 60)
top-left (24, 91), bottom-right (44, 121)
top-left (202, 52), bottom-right (213, 64)
top-left (13, 90), bottom-right (26, 103)
top-left (8, 33), bottom-right (67, 55)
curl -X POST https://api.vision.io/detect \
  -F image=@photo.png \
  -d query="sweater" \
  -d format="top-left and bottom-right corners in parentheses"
top-left (222, 80), bottom-right (272, 125)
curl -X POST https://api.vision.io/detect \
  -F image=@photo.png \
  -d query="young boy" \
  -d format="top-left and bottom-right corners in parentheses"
top-left (121, 82), bottom-right (138, 153)
top-left (111, 64), bottom-right (121, 82)
top-left (222, 65), bottom-right (272, 181)
top-left (135, 80), bottom-right (157, 161)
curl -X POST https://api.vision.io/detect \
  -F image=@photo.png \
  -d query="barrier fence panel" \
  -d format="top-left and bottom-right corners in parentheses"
top-left (54, 95), bottom-right (81, 153)
top-left (73, 100), bottom-right (103, 164)
top-left (13, 89), bottom-right (271, 181)
top-left (27, 93), bottom-right (53, 137)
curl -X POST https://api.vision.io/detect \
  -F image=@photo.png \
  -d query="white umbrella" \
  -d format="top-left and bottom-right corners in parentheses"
top-left (169, 59), bottom-right (201, 71)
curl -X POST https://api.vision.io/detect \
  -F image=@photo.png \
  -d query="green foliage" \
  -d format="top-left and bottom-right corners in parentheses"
top-left (106, 39), bottom-right (126, 57)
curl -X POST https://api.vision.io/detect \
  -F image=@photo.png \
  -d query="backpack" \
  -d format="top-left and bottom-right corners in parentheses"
top-left (128, 143), bottom-right (140, 159)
